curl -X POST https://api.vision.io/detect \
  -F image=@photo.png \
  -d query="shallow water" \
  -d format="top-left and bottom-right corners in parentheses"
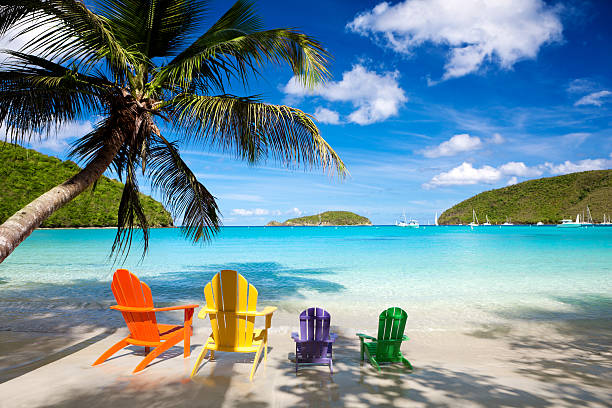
top-left (0, 226), bottom-right (611, 331)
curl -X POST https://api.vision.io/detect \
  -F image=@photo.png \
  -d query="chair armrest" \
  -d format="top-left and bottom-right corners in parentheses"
top-left (252, 306), bottom-right (277, 317)
top-left (152, 304), bottom-right (199, 312)
top-left (356, 333), bottom-right (376, 341)
top-left (329, 333), bottom-right (338, 342)
top-left (197, 307), bottom-right (216, 320)
top-left (110, 305), bottom-right (153, 312)
top-left (402, 335), bottom-right (409, 341)
top-left (291, 332), bottom-right (301, 342)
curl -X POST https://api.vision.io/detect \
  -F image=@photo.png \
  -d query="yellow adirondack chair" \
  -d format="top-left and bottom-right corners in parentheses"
top-left (191, 270), bottom-right (277, 381)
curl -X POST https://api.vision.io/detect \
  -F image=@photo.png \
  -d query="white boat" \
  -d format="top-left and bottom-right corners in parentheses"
top-left (501, 216), bottom-right (514, 226)
top-left (483, 215), bottom-right (492, 226)
top-left (434, 212), bottom-right (439, 226)
top-left (582, 206), bottom-right (594, 227)
top-left (536, 221), bottom-right (544, 226)
top-left (468, 209), bottom-right (479, 227)
top-left (558, 214), bottom-right (582, 228)
top-left (601, 214), bottom-right (612, 226)
top-left (396, 212), bottom-right (419, 228)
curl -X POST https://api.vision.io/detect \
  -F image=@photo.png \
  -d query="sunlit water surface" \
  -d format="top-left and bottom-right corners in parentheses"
top-left (1, 226), bottom-right (611, 331)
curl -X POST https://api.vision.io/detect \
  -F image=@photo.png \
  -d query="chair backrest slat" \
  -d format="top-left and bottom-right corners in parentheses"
top-left (298, 307), bottom-right (331, 360)
top-left (205, 270), bottom-right (258, 348)
top-left (111, 269), bottom-right (159, 343)
top-left (376, 307), bottom-right (407, 359)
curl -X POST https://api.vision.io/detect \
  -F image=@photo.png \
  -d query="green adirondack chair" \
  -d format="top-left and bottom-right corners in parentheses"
top-left (356, 307), bottom-right (413, 371)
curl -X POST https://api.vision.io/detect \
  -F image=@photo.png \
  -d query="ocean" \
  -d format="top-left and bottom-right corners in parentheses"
top-left (1, 226), bottom-right (611, 332)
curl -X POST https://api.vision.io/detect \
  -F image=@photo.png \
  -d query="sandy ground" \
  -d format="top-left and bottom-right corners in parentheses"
top-left (1, 310), bottom-right (611, 408)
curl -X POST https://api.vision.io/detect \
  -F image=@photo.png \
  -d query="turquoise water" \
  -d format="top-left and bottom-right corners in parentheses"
top-left (1, 226), bottom-right (611, 330)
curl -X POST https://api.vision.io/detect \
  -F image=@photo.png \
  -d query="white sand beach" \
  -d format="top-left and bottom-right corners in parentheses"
top-left (1, 310), bottom-right (611, 408)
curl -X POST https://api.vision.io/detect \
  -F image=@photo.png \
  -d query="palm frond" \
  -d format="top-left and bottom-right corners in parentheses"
top-left (148, 134), bottom-right (220, 243)
top-left (2, 0), bottom-right (143, 80)
top-left (92, 0), bottom-right (208, 59)
top-left (111, 158), bottom-right (150, 260)
top-left (163, 93), bottom-right (346, 177)
top-left (156, 0), bottom-right (329, 92)
top-left (0, 51), bottom-right (112, 141)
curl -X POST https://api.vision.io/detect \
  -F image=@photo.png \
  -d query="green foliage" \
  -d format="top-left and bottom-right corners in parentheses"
top-left (268, 211), bottom-right (371, 226)
top-left (438, 170), bottom-right (612, 225)
top-left (0, 143), bottom-right (173, 228)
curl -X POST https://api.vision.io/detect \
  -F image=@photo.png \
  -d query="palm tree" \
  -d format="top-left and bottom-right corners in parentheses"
top-left (0, 0), bottom-right (345, 263)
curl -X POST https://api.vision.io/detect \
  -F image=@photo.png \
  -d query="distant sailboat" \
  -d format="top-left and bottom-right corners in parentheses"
top-left (468, 209), bottom-right (479, 227)
top-left (601, 214), bottom-right (612, 226)
top-left (483, 215), bottom-right (492, 226)
top-left (434, 212), bottom-right (439, 226)
top-left (501, 216), bottom-right (514, 226)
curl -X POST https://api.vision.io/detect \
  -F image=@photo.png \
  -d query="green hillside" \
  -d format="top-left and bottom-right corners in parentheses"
top-left (0, 143), bottom-right (173, 228)
top-left (438, 170), bottom-right (612, 225)
top-left (267, 211), bottom-right (371, 226)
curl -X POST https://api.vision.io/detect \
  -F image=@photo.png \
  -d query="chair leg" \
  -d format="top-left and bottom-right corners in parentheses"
top-left (190, 347), bottom-right (210, 378)
top-left (359, 340), bottom-right (364, 361)
top-left (249, 342), bottom-right (265, 381)
top-left (133, 332), bottom-right (182, 374)
top-left (329, 360), bottom-right (333, 374)
top-left (92, 337), bottom-right (130, 366)
top-left (184, 328), bottom-right (191, 358)
top-left (264, 333), bottom-right (268, 364)
top-left (401, 356), bottom-right (413, 370)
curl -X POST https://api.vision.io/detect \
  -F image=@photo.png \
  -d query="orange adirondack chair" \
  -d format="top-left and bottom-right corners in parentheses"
top-left (92, 269), bottom-right (198, 373)
top-left (191, 270), bottom-right (277, 381)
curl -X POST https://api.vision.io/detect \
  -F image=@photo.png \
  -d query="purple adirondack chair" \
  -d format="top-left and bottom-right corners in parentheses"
top-left (291, 307), bottom-right (337, 373)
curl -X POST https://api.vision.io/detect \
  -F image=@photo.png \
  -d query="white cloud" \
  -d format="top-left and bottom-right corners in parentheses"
top-left (347, 0), bottom-right (562, 81)
top-left (490, 133), bottom-right (505, 144)
top-left (499, 161), bottom-right (542, 177)
top-left (283, 64), bottom-right (407, 125)
top-left (543, 155), bottom-right (612, 175)
top-left (425, 155), bottom-right (612, 189)
top-left (0, 120), bottom-right (95, 152)
top-left (574, 91), bottom-right (612, 107)
top-left (289, 207), bottom-right (302, 216)
top-left (425, 160), bottom-right (542, 188)
top-left (231, 208), bottom-right (270, 216)
top-left (314, 107), bottom-right (341, 125)
top-left (567, 78), bottom-right (597, 95)
top-left (425, 162), bottom-right (501, 188)
top-left (421, 134), bottom-right (482, 158)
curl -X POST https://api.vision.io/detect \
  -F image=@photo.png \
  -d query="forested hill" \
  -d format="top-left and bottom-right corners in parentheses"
top-left (0, 143), bottom-right (173, 228)
top-left (438, 170), bottom-right (612, 225)
top-left (267, 211), bottom-right (372, 226)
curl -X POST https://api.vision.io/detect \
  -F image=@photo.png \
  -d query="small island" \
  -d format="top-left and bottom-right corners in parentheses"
top-left (266, 211), bottom-right (372, 226)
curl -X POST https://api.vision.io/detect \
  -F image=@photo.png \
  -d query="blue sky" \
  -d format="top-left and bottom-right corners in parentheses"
top-left (6, 0), bottom-right (612, 225)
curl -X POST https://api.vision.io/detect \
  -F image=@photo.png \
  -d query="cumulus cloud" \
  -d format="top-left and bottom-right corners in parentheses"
top-left (421, 134), bottom-right (482, 158)
top-left (231, 208), bottom-right (270, 216)
top-left (499, 161), bottom-right (543, 177)
top-left (574, 90), bottom-right (612, 107)
top-left (347, 0), bottom-right (562, 81)
top-left (425, 162), bottom-right (501, 188)
top-left (543, 155), bottom-right (612, 175)
top-left (425, 161), bottom-right (542, 188)
top-left (314, 107), bottom-right (341, 125)
top-left (424, 155), bottom-right (612, 188)
top-left (282, 64), bottom-right (407, 125)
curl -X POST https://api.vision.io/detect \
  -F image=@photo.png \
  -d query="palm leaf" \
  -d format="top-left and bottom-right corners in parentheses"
top-left (163, 93), bottom-right (346, 176)
top-left (147, 134), bottom-right (220, 243)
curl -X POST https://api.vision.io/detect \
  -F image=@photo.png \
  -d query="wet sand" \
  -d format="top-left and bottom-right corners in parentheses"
top-left (1, 311), bottom-right (611, 407)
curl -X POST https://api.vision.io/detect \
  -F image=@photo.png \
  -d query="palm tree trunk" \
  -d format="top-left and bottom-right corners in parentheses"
top-left (0, 140), bottom-right (123, 263)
